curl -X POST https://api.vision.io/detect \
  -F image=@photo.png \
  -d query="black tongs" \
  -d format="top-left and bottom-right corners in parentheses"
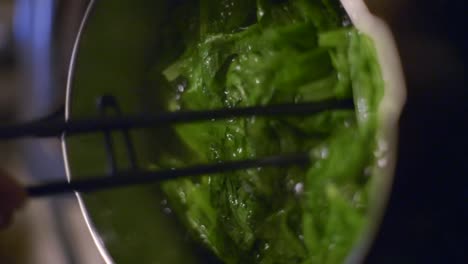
top-left (0, 96), bottom-right (353, 198)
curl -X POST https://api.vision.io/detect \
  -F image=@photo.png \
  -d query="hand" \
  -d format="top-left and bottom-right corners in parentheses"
top-left (0, 169), bottom-right (27, 229)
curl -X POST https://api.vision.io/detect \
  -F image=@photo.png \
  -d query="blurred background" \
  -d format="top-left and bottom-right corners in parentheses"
top-left (0, 0), bottom-right (101, 263)
top-left (364, 0), bottom-right (467, 263)
top-left (0, 0), bottom-right (466, 263)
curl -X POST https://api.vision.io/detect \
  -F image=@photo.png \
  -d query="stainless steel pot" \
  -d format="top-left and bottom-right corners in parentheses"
top-left (64, 1), bottom-right (408, 263)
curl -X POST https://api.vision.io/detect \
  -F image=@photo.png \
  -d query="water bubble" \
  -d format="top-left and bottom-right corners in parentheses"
top-left (204, 57), bottom-right (212, 66)
top-left (319, 147), bottom-right (329, 159)
top-left (374, 139), bottom-right (389, 157)
top-left (377, 158), bottom-right (387, 168)
top-left (342, 16), bottom-right (352, 27)
top-left (177, 83), bottom-right (185, 93)
top-left (356, 98), bottom-right (369, 120)
top-left (313, 145), bottom-right (330, 160)
top-left (294, 182), bottom-right (304, 195)
top-left (178, 190), bottom-right (187, 204)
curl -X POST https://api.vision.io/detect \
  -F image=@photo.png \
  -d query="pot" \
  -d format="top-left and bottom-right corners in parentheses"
top-left (63, 1), bottom-right (405, 263)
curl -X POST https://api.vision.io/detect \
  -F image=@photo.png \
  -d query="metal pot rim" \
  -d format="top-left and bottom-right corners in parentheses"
top-left (62, 1), bottom-right (406, 263)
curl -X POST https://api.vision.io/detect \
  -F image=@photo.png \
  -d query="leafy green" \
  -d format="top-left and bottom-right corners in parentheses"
top-left (149, 0), bottom-right (384, 263)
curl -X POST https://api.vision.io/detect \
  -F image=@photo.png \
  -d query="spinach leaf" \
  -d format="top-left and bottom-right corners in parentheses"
top-left (150, 1), bottom-right (383, 263)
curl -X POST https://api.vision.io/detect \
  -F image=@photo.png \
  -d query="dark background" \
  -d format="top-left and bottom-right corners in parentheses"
top-left (364, 0), bottom-right (467, 263)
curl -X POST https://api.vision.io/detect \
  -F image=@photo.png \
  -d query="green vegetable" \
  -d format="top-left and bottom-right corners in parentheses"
top-left (149, 0), bottom-right (384, 263)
